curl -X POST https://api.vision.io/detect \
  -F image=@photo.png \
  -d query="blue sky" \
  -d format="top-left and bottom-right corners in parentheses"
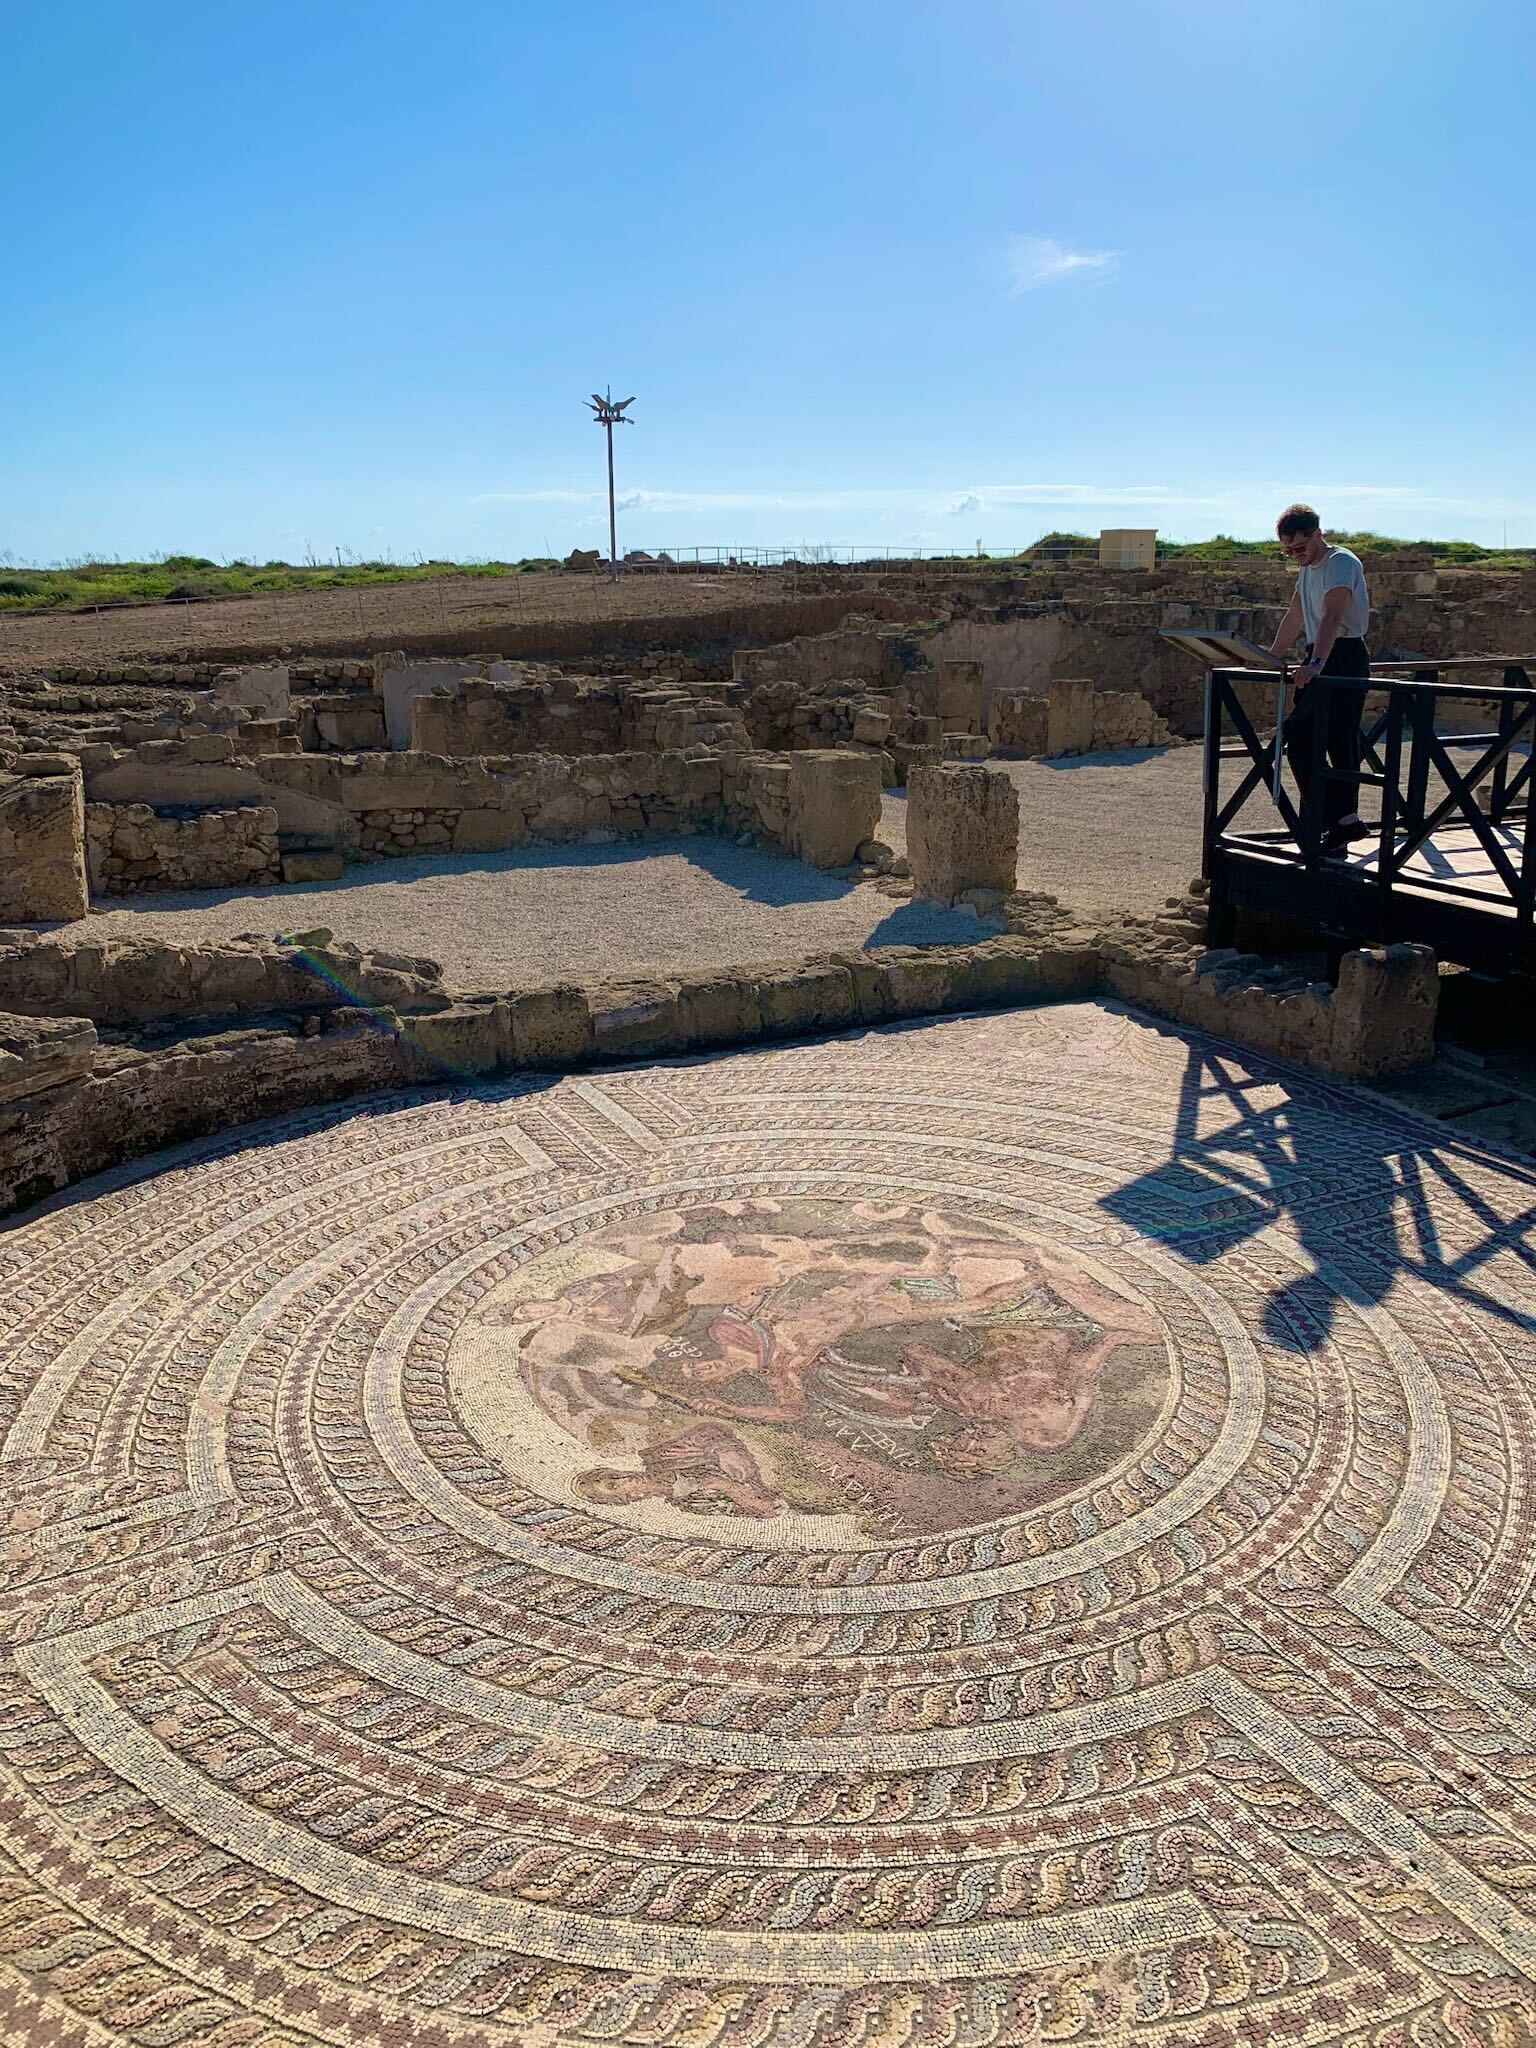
top-left (4, 0), bottom-right (1533, 564)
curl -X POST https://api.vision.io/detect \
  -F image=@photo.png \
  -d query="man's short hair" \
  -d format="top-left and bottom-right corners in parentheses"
top-left (1276, 503), bottom-right (1321, 539)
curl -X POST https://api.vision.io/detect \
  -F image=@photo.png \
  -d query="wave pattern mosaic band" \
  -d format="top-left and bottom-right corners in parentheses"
top-left (0, 1001), bottom-right (1534, 2046)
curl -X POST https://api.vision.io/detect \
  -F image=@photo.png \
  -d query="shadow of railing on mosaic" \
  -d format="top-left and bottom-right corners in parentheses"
top-left (1098, 1034), bottom-right (1536, 1354)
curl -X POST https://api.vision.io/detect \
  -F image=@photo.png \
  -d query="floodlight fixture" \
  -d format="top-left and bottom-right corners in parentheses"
top-left (586, 387), bottom-right (636, 580)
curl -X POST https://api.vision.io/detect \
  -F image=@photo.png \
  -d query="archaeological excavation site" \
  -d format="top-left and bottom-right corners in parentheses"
top-left (2, 550), bottom-right (1535, 2046)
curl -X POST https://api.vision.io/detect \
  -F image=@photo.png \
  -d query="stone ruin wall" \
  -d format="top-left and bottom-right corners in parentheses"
top-left (75, 744), bottom-right (876, 866)
top-left (11, 562), bottom-right (1531, 765)
top-left (4, 563), bottom-right (1532, 922)
top-left (85, 800), bottom-right (280, 895)
top-left (0, 887), bottom-right (1440, 1221)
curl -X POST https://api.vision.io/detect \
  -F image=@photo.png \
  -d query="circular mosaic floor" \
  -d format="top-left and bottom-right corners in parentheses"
top-left (1, 1002), bottom-right (1534, 2047)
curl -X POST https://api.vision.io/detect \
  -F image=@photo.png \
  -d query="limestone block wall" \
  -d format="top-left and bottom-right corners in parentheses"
top-left (84, 802), bottom-right (281, 895)
top-left (1095, 898), bottom-right (1440, 1081)
top-left (305, 695), bottom-right (388, 751)
top-left (0, 929), bottom-right (449, 1027)
top-left (1047, 677), bottom-right (1096, 756)
top-left (1090, 690), bottom-right (1172, 751)
top-left (936, 660), bottom-right (984, 734)
top-left (0, 911), bottom-right (1445, 1222)
top-left (76, 743), bottom-right (825, 870)
top-left (987, 689), bottom-right (1048, 754)
top-left (0, 760), bottom-right (89, 923)
top-left (985, 681), bottom-right (1171, 757)
top-left (0, 931), bottom-right (1106, 1218)
top-left (732, 626), bottom-right (893, 693)
top-left (336, 748), bottom-right (755, 856)
top-left (742, 678), bottom-right (908, 756)
top-left (202, 663), bottom-right (291, 721)
top-left (411, 676), bottom-right (625, 758)
top-left (621, 686), bottom-right (751, 754)
top-left (375, 656), bottom-right (486, 750)
top-left (915, 612), bottom-right (1203, 735)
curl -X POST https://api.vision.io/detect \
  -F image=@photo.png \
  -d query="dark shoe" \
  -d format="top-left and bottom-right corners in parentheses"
top-left (1321, 817), bottom-right (1373, 855)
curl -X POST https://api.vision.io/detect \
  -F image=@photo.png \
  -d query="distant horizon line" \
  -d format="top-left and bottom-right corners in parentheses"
top-left (5, 526), bottom-right (1534, 578)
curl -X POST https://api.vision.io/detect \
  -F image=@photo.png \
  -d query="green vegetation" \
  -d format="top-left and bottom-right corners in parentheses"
top-left (1, 534), bottom-right (1530, 611)
top-left (1017, 530), bottom-right (1533, 571)
top-left (0, 554), bottom-right (561, 613)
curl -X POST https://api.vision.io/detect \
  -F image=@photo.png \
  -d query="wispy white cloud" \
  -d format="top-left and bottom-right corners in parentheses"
top-left (1004, 234), bottom-right (1121, 295)
top-left (475, 482), bottom-right (1210, 514)
top-left (965, 483), bottom-right (1218, 509)
top-left (469, 479), bottom-right (1532, 542)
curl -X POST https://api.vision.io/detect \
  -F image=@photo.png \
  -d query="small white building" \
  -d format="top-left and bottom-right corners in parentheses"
top-left (1099, 528), bottom-right (1157, 570)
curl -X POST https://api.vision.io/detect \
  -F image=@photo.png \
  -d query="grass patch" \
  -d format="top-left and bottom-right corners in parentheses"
top-left (0, 554), bottom-right (562, 612)
top-left (1013, 530), bottom-right (1534, 572)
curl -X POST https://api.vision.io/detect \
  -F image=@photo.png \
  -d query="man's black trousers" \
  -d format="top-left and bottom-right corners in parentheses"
top-left (1283, 636), bottom-right (1371, 834)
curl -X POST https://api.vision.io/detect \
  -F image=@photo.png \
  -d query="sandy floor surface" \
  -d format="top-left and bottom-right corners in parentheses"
top-left (882, 743), bottom-right (1208, 919)
top-left (80, 835), bottom-right (996, 991)
top-left (77, 747), bottom-right (1209, 985)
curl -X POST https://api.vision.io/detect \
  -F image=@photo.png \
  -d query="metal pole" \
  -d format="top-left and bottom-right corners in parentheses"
top-left (606, 418), bottom-right (617, 582)
top-left (586, 388), bottom-right (634, 585)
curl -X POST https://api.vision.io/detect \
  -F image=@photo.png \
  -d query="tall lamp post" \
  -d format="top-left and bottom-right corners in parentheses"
top-left (586, 388), bottom-right (635, 581)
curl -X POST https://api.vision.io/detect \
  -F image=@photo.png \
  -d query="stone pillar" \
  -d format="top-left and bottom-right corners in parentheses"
top-left (0, 758), bottom-right (89, 923)
top-left (786, 751), bottom-right (882, 867)
top-left (906, 764), bottom-right (1019, 904)
top-left (937, 659), bottom-right (985, 735)
top-left (1046, 676), bottom-right (1095, 756)
top-left (1330, 944), bottom-right (1438, 1080)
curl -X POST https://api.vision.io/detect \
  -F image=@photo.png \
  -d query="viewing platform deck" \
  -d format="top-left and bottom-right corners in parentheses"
top-left (1203, 658), bottom-right (1536, 974)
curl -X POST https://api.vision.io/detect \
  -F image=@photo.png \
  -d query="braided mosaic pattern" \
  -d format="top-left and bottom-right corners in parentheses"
top-left (1, 1001), bottom-right (1534, 2046)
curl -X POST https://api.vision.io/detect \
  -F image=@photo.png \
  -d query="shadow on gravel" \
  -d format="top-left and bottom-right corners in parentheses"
top-left (1037, 745), bottom-right (1177, 771)
top-left (86, 832), bottom-right (861, 921)
top-left (864, 902), bottom-right (996, 948)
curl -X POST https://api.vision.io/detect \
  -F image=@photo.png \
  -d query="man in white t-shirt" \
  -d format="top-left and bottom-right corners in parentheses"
top-left (1268, 503), bottom-right (1372, 851)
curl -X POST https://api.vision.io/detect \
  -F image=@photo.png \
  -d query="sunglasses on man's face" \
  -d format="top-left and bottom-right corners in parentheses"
top-left (1279, 533), bottom-right (1315, 556)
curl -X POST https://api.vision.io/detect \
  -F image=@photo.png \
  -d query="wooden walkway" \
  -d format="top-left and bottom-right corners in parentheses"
top-left (1203, 664), bottom-right (1536, 972)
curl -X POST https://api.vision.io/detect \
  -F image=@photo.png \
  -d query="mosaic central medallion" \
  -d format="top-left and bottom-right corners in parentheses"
top-left (450, 1197), bottom-right (1171, 1543)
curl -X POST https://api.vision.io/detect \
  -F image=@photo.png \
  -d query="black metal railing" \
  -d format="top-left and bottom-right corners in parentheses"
top-left (1203, 663), bottom-right (1536, 953)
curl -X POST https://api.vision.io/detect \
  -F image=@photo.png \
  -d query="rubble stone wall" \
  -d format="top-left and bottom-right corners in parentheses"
top-left (983, 680), bottom-right (1171, 756)
top-left (84, 802), bottom-right (280, 895)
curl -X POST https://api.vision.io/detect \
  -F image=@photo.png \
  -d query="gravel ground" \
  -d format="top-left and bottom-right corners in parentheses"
top-left (882, 745), bottom-right (1211, 920)
top-left (79, 837), bottom-right (997, 991)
